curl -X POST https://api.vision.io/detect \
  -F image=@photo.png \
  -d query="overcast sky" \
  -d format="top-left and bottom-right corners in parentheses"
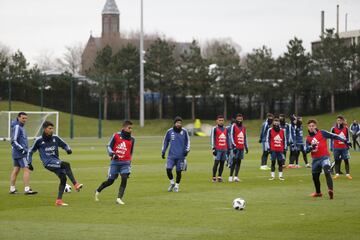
top-left (0, 0), bottom-right (359, 64)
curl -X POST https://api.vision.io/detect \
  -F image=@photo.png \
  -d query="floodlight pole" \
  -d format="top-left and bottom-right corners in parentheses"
top-left (70, 76), bottom-right (74, 139)
top-left (8, 76), bottom-right (11, 111)
top-left (139, 0), bottom-right (145, 127)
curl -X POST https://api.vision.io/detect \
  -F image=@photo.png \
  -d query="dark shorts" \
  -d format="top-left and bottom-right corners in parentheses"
top-left (333, 149), bottom-right (350, 160)
top-left (270, 151), bottom-right (285, 161)
top-left (45, 159), bottom-right (66, 176)
top-left (167, 157), bottom-right (185, 171)
top-left (312, 157), bottom-right (331, 174)
top-left (215, 150), bottom-right (227, 161)
top-left (13, 157), bottom-right (28, 168)
top-left (108, 161), bottom-right (131, 180)
top-left (296, 144), bottom-right (305, 152)
top-left (233, 149), bottom-right (244, 160)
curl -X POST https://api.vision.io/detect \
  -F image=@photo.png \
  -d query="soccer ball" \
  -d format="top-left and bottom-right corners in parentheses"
top-left (232, 198), bottom-right (246, 210)
top-left (64, 184), bottom-right (72, 193)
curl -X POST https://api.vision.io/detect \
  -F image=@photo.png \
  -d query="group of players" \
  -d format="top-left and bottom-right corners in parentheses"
top-left (210, 113), bottom-right (356, 199)
top-left (8, 111), bottom-right (357, 206)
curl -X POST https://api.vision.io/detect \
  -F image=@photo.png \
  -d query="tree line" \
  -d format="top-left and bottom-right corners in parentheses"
top-left (1, 29), bottom-right (360, 120)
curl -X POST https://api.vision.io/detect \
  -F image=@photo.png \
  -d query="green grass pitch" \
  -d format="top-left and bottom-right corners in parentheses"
top-left (0, 136), bottom-right (359, 240)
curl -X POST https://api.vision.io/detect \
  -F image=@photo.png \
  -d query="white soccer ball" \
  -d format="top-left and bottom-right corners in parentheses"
top-left (64, 184), bottom-right (72, 193)
top-left (232, 198), bottom-right (246, 210)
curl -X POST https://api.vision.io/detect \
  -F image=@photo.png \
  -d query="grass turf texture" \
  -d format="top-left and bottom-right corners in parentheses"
top-left (0, 136), bottom-right (359, 240)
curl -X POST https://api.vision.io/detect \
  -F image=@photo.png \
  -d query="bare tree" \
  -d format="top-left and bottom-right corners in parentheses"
top-left (57, 42), bottom-right (84, 75)
top-left (34, 49), bottom-right (57, 71)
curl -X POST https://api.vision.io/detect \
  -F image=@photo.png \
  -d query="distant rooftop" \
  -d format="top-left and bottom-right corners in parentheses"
top-left (102, 0), bottom-right (120, 15)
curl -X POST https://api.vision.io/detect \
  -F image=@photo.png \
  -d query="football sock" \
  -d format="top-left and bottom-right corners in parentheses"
top-left (271, 172), bottom-right (275, 178)
top-left (57, 173), bottom-right (67, 199)
top-left (212, 161), bottom-right (219, 177)
top-left (166, 169), bottom-right (173, 180)
top-left (176, 171), bottom-right (182, 184)
top-left (234, 159), bottom-right (241, 176)
top-left (344, 159), bottom-right (350, 174)
top-left (323, 165), bottom-right (333, 190)
top-left (261, 151), bottom-right (268, 165)
top-left (271, 160), bottom-right (276, 172)
top-left (302, 150), bottom-right (308, 164)
top-left (312, 172), bottom-right (321, 193)
top-left (10, 186), bottom-right (16, 192)
top-left (278, 159), bottom-right (283, 172)
top-left (24, 186), bottom-right (30, 192)
top-left (218, 161), bottom-right (224, 176)
top-left (334, 159), bottom-right (341, 174)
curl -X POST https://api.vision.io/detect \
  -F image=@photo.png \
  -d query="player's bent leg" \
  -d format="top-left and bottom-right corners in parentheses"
top-left (323, 164), bottom-right (334, 199)
top-left (61, 161), bottom-right (82, 191)
top-left (55, 173), bottom-right (68, 206)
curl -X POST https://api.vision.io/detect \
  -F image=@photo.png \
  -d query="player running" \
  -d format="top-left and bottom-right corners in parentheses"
top-left (162, 117), bottom-right (190, 192)
top-left (330, 116), bottom-right (352, 180)
top-left (210, 115), bottom-right (230, 182)
top-left (305, 119), bottom-right (351, 199)
top-left (95, 120), bottom-right (135, 205)
top-left (9, 112), bottom-right (37, 195)
top-left (28, 121), bottom-right (83, 206)
top-left (229, 114), bottom-right (248, 182)
top-left (259, 113), bottom-right (274, 170)
top-left (266, 116), bottom-right (287, 181)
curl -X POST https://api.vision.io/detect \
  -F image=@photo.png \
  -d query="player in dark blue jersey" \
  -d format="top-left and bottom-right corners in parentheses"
top-left (28, 121), bottom-right (83, 206)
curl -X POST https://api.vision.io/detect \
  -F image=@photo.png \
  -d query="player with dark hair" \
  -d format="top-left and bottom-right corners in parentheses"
top-left (95, 120), bottom-right (135, 204)
top-left (210, 115), bottom-right (229, 182)
top-left (229, 114), bottom-right (248, 182)
top-left (259, 113), bottom-right (274, 170)
top-left (9, 112), bottom-right (37, 195)
top-left (266, 116), bottom-right (287, 180)
top-left (162, 116), bottom-right (190, 192)
top-left (331, 115), bottom-right (352, 180)
top-left (306, 119), bottom-right (351, 199)
top-left (28, 121), bottom-right (83, 206)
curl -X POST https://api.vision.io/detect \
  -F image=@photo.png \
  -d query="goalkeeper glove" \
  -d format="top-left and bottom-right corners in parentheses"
top-left (66, 149), bottom-right (72, 155)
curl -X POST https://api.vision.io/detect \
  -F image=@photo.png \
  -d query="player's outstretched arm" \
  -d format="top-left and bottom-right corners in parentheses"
top-left (321, 130), bottom-right (351, 147)
top-left (56, 136), bottom-right (72, 154)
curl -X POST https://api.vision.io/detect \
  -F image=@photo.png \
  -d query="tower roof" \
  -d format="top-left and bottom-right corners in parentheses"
top-left (102, 0), bottom-right (120, 15)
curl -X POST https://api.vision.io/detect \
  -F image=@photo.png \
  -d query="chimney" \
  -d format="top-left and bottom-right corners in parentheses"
top-left (336, 5), bottom-right (339, 34)
top-left (345, 13), bottom-right (348, 32)
top-left (321, 11), bottom-right (325, 37)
